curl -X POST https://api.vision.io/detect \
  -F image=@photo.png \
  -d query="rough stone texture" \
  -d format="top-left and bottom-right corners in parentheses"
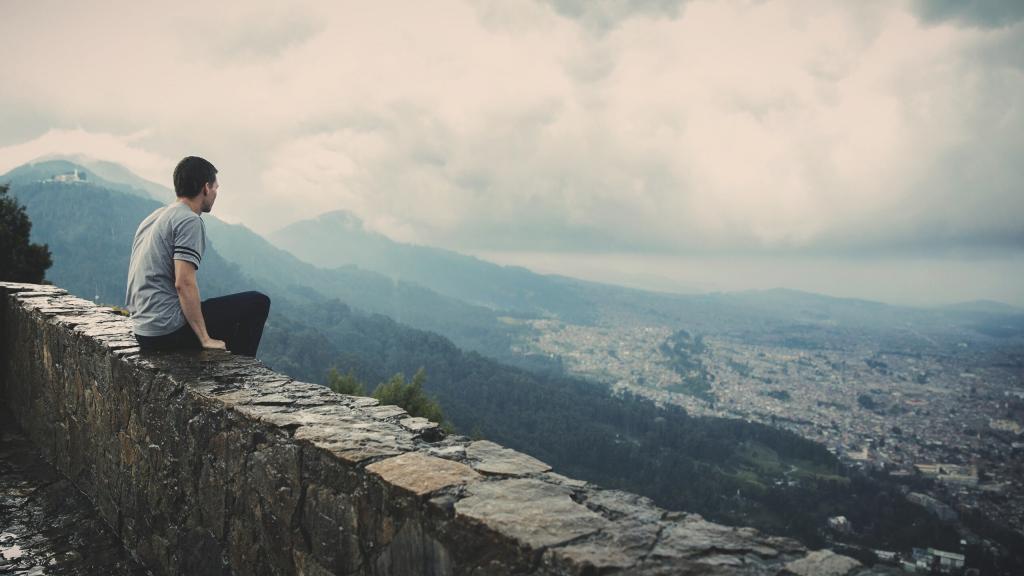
top-left (784, 550), bottom-right (862, 576)
top-left (0, 281), bottom-right (872, 575)
top-left (367, 452), bottom-right (480, 496)
top-left (455, 478), bottom-right (607, 548)
top-left (466, 440), bottom-right (552, 476)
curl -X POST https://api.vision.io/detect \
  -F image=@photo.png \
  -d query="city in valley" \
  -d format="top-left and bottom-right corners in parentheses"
top-left (510, 314), bottom-right (1024, 566)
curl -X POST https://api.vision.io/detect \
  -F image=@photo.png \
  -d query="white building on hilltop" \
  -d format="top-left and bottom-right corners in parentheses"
top-left (50, 169), bottom-right (87, 183)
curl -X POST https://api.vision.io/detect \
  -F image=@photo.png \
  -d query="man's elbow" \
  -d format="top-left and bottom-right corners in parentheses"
top-left (175, 277), bottom-right (197, 294)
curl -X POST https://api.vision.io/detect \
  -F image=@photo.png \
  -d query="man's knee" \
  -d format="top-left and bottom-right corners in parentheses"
top-left (253, 291), bottom-right (270, 315)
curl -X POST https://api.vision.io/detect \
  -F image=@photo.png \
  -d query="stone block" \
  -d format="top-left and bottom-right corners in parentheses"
top-left (367, 452), bottom-right (480, 496)
top-left (455, 478), bottom-right (607, 548)
top-left (466, 440), bottom-right (552, 477)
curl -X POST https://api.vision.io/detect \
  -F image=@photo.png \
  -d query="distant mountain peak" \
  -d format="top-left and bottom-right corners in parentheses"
top-left (317, 209), bottom-right (367, 230)
top-left (942, 299), bottom-right (1021, 314)
top-left (3, 158), bottom-right (92, 183)
top-left (273, 210), bottom-right (403, 248)
top-left (2, 155), bottom-right (170, 202)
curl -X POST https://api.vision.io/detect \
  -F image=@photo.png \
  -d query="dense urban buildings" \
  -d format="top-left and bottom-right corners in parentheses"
top-left (514, 316), bottom-right (1024, 569)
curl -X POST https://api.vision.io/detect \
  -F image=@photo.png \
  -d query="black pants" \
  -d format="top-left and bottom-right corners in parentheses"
top-left (134, 291), bottom-right (271, 357)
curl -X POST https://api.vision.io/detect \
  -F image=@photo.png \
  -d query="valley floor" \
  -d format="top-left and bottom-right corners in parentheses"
top-left (512, 318), bottom-right (1024, 552)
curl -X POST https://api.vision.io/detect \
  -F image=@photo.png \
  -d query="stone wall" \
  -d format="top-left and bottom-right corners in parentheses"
top-left (0, 282), bottom-right (869, 575)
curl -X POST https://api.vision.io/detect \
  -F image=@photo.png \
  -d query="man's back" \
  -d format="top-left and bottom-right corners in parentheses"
top-left (127, 155), bottom-right (268, 357)
top-left (125, 202), bottom-right (205, 337)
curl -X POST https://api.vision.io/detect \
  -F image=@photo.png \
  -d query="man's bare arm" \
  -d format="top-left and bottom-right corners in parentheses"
top-left (174, 260), bottom-right (226, 350)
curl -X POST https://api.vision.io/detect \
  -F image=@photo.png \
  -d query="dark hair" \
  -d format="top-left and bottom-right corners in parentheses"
top-left (173, 156), bottom-right (218, 198)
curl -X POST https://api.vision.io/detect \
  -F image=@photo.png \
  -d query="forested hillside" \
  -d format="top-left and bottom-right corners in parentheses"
top-left (260, 296), bottom-right (961, 548)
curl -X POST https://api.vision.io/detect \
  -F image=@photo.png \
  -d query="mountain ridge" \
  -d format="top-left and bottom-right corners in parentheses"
top-left (2, 157), bottom-right (167, 202)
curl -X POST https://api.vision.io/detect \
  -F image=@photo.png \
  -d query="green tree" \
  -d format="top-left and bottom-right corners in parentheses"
top-left (326, 367), bottom-right (366, 396)
top-left (0, 184), bottom-right (52, 283)
top-left (372, 368), bottom-right (449, 429)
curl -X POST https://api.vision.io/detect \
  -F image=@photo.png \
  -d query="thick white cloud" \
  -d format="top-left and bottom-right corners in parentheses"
top-left (0, 129), bottom-right (172, 185)
top-left (1, 0), bottom-right (1021, 262)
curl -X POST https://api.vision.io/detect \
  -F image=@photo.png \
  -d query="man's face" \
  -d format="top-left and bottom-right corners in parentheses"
top-left (202, 178), bottom-right (219, 212)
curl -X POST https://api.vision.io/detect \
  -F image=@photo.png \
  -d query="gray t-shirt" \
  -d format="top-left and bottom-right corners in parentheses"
top-left (125, 202), bottom-right (206, 336)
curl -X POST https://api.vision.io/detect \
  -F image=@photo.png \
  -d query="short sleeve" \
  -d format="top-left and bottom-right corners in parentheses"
top-left (172, 214), bottom-right (205, 269)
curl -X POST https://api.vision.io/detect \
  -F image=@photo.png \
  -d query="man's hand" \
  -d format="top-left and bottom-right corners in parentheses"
top-left (201, 337), bottom-right (227, 350)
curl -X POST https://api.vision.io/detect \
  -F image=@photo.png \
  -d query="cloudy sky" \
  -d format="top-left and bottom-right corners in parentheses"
top-left (1, 0), bottom-right (1022, 305)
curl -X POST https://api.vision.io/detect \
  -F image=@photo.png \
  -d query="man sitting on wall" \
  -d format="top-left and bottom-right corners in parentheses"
top-left (125, 156), bottom-right (270, 356)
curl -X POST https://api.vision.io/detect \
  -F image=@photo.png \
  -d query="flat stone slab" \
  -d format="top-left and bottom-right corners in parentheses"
top-left (543, 472), bottom-right (588, 489)
top-left (455, 478), bottom-right (607, 549)
top-left (429, 445), bottom-right (466, 459)
top-left (785, 549), bottom-right (862, 576)
top-left (347, 397), bottom-right (380, 408)
top-left (466, 440), bottom-right (551, 477)
top-left (366, 404), bottom-right (407, 420)
top-left (294, 423), bottom-right (412, 464)
top-left (212, 388), bottom-right (268, 405)
top-left (549, 517), bottom-right (660, 570)
top-left (11, 286), bottom-right (67, 295)
top-left (582, 490), bottom-right (662, 523)
top-left (399, 416), bottom-right (439, 433)
top-left (650, 513), bottom-right (800, 561)
top-left (548, 491), bottom-right (678, 571)
top-left (249, 393), bottom-right (296, 406)
top-left (259, 408), bottom-right (347, 429)
top-left (366, 452), bottom-right (480, 496)
top-left (1, 282), bottom-right (67, 293)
